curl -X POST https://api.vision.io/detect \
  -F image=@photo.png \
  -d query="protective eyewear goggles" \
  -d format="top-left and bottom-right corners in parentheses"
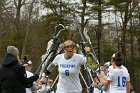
top-left (64, 45), bottom-right (75, 49)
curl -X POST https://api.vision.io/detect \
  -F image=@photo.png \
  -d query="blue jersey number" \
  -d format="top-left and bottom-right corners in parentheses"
top-left (65, 70), bottom-right (69, 76)
top-left (117, 76), bottom-right (126, 87)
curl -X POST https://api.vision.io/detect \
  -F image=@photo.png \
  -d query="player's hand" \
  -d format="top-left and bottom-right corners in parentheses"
top-left (84, 46), bottom-right (90, 53)
top-left (97, 73), bottom-right (102, 80)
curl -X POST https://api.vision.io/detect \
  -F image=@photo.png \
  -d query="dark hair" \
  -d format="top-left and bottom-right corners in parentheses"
top-left (22, 55), bottom-right (29, 63)
top-left (113, 51), bottom-right (123, 66)
top-left (23, 55), bottom-right (28, 60)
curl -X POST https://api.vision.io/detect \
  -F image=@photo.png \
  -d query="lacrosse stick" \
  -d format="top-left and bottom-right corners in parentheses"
top-left (83, 28), bottom-right (101, 83)
top-left (35, 24), bottom-right (65, 78)
top-left (78, 29), bottom-right (97, 93)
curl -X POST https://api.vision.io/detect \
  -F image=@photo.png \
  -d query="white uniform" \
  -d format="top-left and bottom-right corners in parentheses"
top-left (108, 65), bottom-right (128, 73)
top-left (53, 53), bottom-right (86, 93)
top-left (107, 67), bottom-right (130, 93)
top-left (26, 71), bottom-right (34, 93)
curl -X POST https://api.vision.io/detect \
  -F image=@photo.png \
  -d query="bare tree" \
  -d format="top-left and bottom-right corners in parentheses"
top-left (21, 0), bottom-right (37, 55)
top-left (14, 0), bottom-right (26, 32)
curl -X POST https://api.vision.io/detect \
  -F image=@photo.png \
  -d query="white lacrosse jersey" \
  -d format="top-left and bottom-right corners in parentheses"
top-left (52, 53), bottom-right (86, 93)
top-left (107, 67), bottom-right (130, 93)
top-left (108, 65), bottom-right (128, 73)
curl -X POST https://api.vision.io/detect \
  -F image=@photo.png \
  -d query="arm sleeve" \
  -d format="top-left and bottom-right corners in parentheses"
top-left (45, 62), bottom-right (56, 76)
top-left (44, 54), bottom-right (60, 76)
top-left (16, 65), bottom-right (39, 87)
top-left (79, 54), bottom-right (87, 65)
top-left (126, 73), bottom-right (130, 81)
top-left (47, 63), bottom-right (56, 72)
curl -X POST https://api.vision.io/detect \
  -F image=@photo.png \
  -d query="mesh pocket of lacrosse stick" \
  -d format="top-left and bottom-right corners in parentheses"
top-left (86, 53), bottom-right (99, 70)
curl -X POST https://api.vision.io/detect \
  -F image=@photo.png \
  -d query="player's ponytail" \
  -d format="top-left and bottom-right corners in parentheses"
top-left (113, 51), bottom-right (123, 66)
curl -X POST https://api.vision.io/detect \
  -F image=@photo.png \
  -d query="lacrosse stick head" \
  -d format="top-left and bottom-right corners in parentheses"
top-left (53, 24), bottom-right (65, 38)
top-left (86, 53), bottom-right (99, 70)
top-left (83, 28), bottom-right (89, 40)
